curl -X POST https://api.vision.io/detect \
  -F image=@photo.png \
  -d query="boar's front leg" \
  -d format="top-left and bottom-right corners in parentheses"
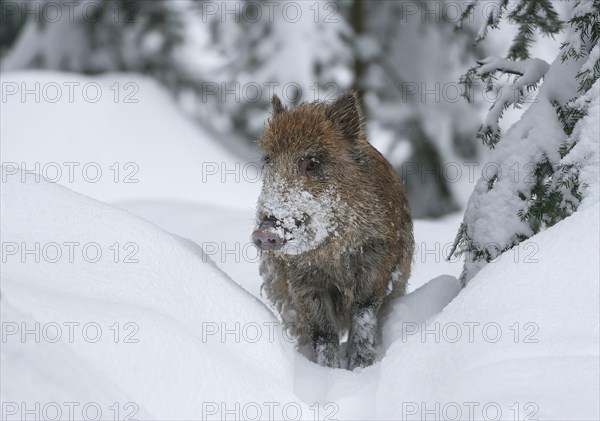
top-left (347, 302), bottom-right (380, 369)
top-left (293, 287), bottom-right (341, 368)
top-left (309, 293), bottom-right (341, 368)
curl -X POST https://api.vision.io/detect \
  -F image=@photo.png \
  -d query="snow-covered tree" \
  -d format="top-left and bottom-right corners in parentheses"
top-left (450, 0), bottom-right (600, 284)
top-left (1, 0), bottom-right (209, 89)
top-left (339, 0), bottom-right (491, 217)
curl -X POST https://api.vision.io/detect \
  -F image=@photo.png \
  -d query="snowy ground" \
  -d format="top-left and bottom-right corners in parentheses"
top-left (1, 72), bottom-right (599, 420)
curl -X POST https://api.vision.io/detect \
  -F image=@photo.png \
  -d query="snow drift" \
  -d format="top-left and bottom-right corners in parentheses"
top-left (1, 168), bottom-right (300, 419)
top-left (0, 70), bottom-right (261, 210)
top-left (2, 166), bottom-right (598, 420)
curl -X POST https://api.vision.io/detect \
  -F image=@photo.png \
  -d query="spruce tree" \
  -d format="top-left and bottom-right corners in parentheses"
top-left (450, 0), bottom-right (600, 284)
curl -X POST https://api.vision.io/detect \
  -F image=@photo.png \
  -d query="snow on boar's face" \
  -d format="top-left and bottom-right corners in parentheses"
top-left (252, 92), bottom-right (365, 255)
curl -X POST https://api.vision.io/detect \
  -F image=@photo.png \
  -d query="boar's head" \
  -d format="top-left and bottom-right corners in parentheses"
top-left (252, 92), bottom-right (367, 255)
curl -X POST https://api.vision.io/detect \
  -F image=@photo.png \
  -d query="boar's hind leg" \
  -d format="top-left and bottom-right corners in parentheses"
top-left (347, 302), bottom-right (380, 369)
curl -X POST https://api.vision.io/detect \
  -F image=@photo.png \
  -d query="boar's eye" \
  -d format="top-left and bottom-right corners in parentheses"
top-left (301, 157), bottom-right (320, 177)
top-left (262, 155), bottom-right (271, 167)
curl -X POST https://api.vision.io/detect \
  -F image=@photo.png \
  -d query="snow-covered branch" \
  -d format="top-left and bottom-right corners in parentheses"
top-left (476, 56), bottom-right (550, 145)
top-left (474, 0), bottom-right (504, 44)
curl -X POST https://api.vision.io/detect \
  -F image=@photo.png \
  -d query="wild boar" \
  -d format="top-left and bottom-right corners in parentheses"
top-left (252, 92), bottom-right (414, 369)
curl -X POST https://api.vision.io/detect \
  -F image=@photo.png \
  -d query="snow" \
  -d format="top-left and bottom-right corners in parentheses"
top-left (1, 167), bottom-right (300, 420)
top-left (560, 80), bottom-right (600, 208)
top-left (465, 99), bottom-right (566, 251)
top-left (0, 71), bottom-right (260, 211)
top-left (580, 44), bottom-right (599, 75)
top-left (257, 174), bottom-right (345, 255)
top-left (574, 0), bottom-right (596, 15)
top-left (2, 70), bottom-right (598, 420)
top-left (477, 56), bottom-right (551, 139)
top-left (2, 167), bottom-right (598, 420)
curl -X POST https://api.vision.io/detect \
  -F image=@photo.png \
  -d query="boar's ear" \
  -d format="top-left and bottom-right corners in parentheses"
top-left (328, 91), bottom-right (363, 142)
top-left (271, 94), bottom-right (286, 117)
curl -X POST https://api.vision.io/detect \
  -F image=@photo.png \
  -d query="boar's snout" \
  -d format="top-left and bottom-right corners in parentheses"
top-left (252, 219), bottom-right (286, 251)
